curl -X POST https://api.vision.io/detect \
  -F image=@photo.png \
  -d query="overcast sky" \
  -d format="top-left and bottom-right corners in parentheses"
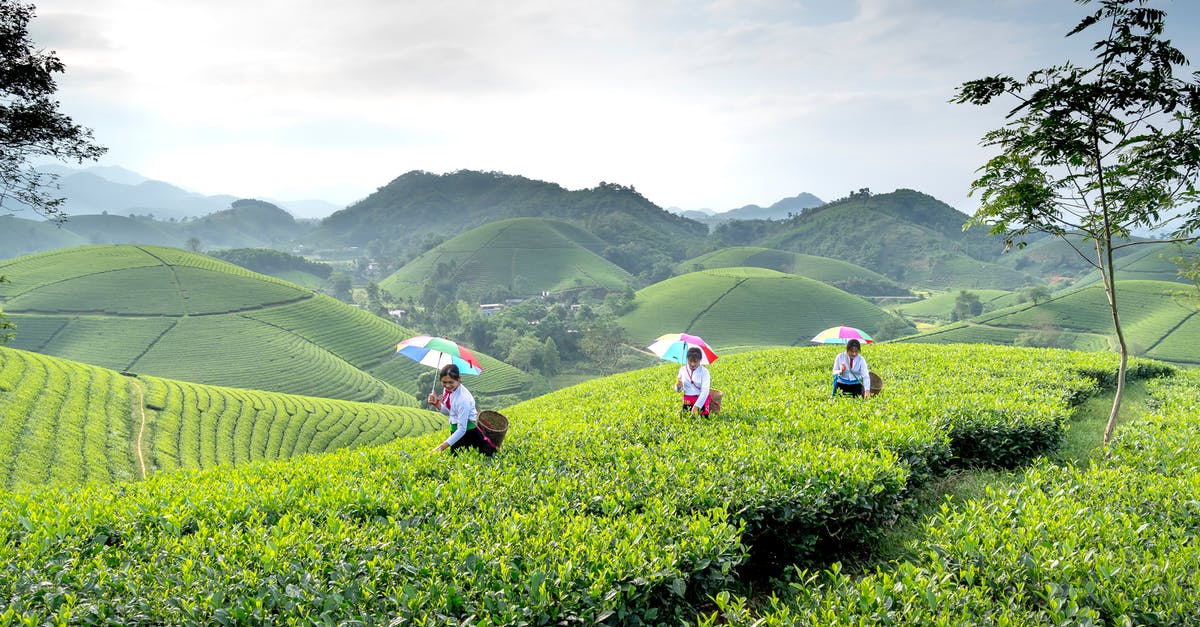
top-left (30, 0), bottom-right (1200, 215)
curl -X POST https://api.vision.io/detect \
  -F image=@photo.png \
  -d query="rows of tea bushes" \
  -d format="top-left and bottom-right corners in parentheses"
top-left (0, 345), bottom-right (444, 491)
top-left (703, 370), bottom-right (1200, 626)
top-left (0, 345), bottom-right (136, 491)
top-left (137, 373), bottom-right (440, 475)
top-left (0, 344), bottom-right (1158, 623)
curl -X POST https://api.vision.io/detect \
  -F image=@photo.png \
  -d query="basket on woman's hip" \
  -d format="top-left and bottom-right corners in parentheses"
top-left (477, 410), bottom-right (509, 448)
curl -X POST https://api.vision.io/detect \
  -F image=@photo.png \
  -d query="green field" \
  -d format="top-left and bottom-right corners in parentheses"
top-left (1071, 241), bottom-right (1199, 287)
top-left (618, 267), bottom-right (900, 346)
top-left (0, 345), bottom-right (444, 492)
top-left (0, 244), bottom-right (531, 403)
top-left (678, 246), bottom-right (908, 295)
top-left (0, 343), bottom-right (1186, 623)
top-left (891, 289), bottom-right (1019, 323)
top-left (898, 280), bottom-right (1200, 364)
top-left (379, 217), bottom-right (632, 300)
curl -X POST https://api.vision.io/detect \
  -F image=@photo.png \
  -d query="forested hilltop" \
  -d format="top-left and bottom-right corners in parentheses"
top-left (309, 170), bottom-right (708, 277)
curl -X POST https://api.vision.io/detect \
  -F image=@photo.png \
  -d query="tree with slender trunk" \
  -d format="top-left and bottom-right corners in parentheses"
top-left (954, 0), bottom-right (1200, 447)
top-left (1, 0), bottom-right (106, 222)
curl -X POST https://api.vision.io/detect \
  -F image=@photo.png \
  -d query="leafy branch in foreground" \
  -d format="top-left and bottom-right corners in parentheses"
top-left (1, 0), bottom-right (106, 222)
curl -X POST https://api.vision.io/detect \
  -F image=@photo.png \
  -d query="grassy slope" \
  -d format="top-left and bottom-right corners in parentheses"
top-left (897, 280), bottom-right (1200, 364)
top-left (379, 217), bottom-right (633, 299)
top-left (0, 345), bottom-right (444, 492)
top-left (678, 246), bottom-right (907, 293)
top-left (618, 267), bottom-right (898, 346)
top-left (890, 289), bottom-right (1019, 322)
top-left (0, 216), bottom-right (87, 259)
top-left (0, 244), bottom-right (529, 403)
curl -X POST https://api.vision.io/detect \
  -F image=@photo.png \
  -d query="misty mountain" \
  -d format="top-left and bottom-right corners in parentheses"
top-left (30, 165), bottom-right (340, 220)
top-left (673, 192), bottom-right (825, 226)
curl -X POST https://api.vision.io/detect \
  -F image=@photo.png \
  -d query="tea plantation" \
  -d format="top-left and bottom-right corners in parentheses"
top-left (0, 345), bottom-right (444, 492)
top-left (1, 343), bottom-right (1191, 624)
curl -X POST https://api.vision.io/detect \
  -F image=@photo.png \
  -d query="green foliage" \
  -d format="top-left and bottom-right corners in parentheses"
top-left (0, 343), bottom-right (1135, 623)
top-left (209, 248), bottom-right (333, 279)
top-left (0, 0), bottom-right (106, 223)
top-left (702, 369), bottom-right (1200, 626)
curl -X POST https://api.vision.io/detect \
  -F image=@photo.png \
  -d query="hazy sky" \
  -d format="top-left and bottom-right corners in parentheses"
top-left (30, 0), bottom-right (1200, 214)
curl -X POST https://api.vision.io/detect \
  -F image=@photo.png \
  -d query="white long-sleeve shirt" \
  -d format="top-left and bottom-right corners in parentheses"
top-left (832, 352), bottom-right (870, 386)
top-left (436, 384), bottom-right (478, 447)
top-left (675, 363), bottom-right (711, 408)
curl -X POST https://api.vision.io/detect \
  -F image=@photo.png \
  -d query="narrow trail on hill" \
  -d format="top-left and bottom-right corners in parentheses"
top-left (128, 378), bottom-right (148, 480)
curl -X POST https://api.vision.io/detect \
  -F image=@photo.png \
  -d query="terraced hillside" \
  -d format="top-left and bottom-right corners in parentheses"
top-left (1071, 241), bottom-right (1199, 287)
top-left (899, 280), bottom-right (1200, 364)
top-left (678, 246), bottom-right (909, 296)
top-left (618, 267), bottom-right (900, 346)
top-left (0, 245), bottom-right (531, 403)
top-left (378, 217), bottom-right (632, 300)
top-left (891, 289), bottom-right (1020, 324)
top-left (0, 345), bottom-right (443, 492)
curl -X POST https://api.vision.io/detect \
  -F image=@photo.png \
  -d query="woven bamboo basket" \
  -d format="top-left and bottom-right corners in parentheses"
top-left (869, 372), bottom-right (884, 396)
top-left (477, 410), bottom-right (509, 448)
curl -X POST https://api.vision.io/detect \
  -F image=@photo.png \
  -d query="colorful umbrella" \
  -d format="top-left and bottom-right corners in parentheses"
top-left (647, 332), bottom-right (719, 365)
top-left (811, 326), bottom-right (874, 344)
top-left (396, 335), bottom-right (483, 375)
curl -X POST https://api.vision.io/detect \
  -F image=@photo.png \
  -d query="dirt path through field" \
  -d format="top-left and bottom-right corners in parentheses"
top-left (129, 378), bottom-right (148, 479)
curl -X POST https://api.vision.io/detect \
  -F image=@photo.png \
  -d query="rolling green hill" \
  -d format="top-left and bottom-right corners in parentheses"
top-left (722, 189), bottom-right (1034, 290)
top-left (990, 233), bottom-right (1181, 285)
top-left (1071, 241), bottom-right (1198, 288)
top-left (678, 246), bottom-right (910, 296)
top-left (0, 245), bottom-right (531, 402)
top-left (0, 344), bottom-right (443, 492)
top-left (891, 289), bottom-right (1020, 324)
top-left (898, 280), bottom-right (1200, 364)
top-left (309, 170), bottom-right (708, 274)
top-left (0, 216), bottom-right (87, 258)
top-left (617, 267), bottom-right (900, 346)
top-left (379, 217), bottom-right (633, 300)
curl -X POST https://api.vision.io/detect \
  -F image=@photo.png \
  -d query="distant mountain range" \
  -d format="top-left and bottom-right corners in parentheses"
top-left (673, 192), bottom-right (825, 225)
top-left (30, 165), bottom-right (342, 220)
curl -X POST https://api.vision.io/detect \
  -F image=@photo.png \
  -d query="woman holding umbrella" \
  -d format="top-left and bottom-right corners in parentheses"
top-left (675, 346), bottom-right (715, 416)
top-left (428, 364), bottom-right (496, 456)
top-left (832, 338), bottom-right (872, 398)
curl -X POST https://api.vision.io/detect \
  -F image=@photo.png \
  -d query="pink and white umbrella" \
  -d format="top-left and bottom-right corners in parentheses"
top-left (810, 326), bottom-right (874, 344)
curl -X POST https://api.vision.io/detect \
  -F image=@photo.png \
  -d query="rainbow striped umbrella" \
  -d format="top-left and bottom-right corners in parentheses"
top-left (810, 326), bottom-right (874, 344)
top-left (647, 332), bottom-right (719, 365)
top-left (396, 335), bottom-right (483, 375)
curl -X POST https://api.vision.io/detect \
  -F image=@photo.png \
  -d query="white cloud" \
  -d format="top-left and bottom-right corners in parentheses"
top-left (28, 0), bottom-right (1200, 212)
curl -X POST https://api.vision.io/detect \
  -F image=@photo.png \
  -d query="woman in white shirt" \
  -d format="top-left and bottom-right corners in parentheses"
top-left (427, 364), bottom-right (496, 456)
top-left (675, 347), bottom-right (713, 416)
top-left (832, 338), bottom-right (871, 398)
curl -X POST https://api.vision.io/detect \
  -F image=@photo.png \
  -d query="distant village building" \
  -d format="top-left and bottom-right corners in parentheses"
top-left (388, 309), bottom-right (407, 319)
top-left (480, 303), bottom-right (504, 316)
